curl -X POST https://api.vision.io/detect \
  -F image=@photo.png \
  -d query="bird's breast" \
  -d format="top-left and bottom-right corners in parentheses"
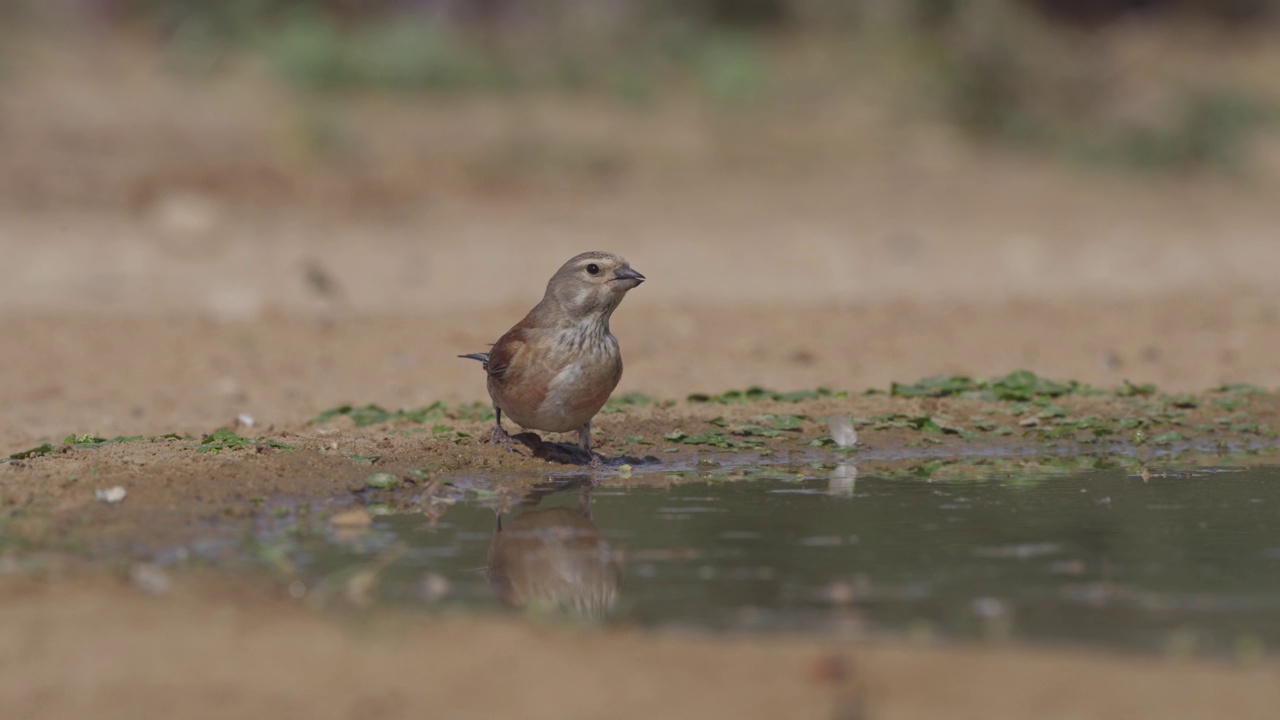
top-left (519, 328), bottom-right (621, 433)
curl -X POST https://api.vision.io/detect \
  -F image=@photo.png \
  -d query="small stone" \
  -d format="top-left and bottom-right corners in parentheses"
top-left (147, 190), bottom-right (220, 239)
top-left (95, 486), bottom-right (127, 504)
top-left (129, 563), bottom-right (171, 595)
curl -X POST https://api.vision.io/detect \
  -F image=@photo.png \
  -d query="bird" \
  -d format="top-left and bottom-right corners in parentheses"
top-left (459, 251), bottom-right (645, 467)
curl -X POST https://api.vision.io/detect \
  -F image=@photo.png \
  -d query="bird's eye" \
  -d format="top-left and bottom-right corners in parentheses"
top-left (586, 263), bottom-right (600, 275)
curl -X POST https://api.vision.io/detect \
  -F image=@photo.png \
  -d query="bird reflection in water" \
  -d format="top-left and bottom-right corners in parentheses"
top-left (487, 478), bottom-right (623, 620)
top-left (829, 462), bottom-right (857, 497)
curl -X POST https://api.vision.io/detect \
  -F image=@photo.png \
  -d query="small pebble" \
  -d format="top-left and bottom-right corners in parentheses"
top-left (129, 563), bottom-right (171, 595)
top-left (95, 486), bottom-right (127, 504)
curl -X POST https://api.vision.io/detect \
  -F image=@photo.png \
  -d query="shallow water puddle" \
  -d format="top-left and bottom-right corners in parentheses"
top-left (288, 462), bottom-right (1280, 655)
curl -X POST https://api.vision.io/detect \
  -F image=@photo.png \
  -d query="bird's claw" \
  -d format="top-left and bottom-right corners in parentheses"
top-left (491, 425), bottom-right (522, 453)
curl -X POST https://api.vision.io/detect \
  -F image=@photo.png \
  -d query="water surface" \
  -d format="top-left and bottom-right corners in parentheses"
top-left (288, 461), bottom-right (1280, 655)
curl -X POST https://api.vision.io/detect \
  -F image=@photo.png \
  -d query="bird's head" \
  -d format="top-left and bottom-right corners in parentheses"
top-left (542, 251), bottom-right (645, 321)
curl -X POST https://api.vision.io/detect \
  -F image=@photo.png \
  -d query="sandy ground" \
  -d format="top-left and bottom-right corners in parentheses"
top-left (3, 33), bottom-right (1280, 719)
top-left (2, 43), bottom-right (1279, 449)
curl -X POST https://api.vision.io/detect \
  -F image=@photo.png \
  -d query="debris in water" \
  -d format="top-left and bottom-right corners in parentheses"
top-left (344, 546), bottom-right (405, 607)
top-left (971, 596), bottom-right (1008, 619)
top-left (823, 581), bottom-right (859, 605)
top-left (330, 507), bottom-right (373, 529)
top-left (330, 507), bottom-right (374, 540)
top-left (419, 573), bottom-right (451, 602)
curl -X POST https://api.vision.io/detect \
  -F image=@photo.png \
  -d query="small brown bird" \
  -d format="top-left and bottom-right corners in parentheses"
top-left (460, 251), bottom-right (645, 466)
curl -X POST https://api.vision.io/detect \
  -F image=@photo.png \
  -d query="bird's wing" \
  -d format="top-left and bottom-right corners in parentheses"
top-left (484, 330), bottom-right (528, 381)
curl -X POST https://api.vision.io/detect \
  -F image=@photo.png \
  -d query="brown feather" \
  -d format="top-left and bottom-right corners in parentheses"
top-left (570, 353), bottom-right (622, 416)
top-left (486, 327), bottom-right (550, 424)
top-left (460, 251), bottom-right (644, 440)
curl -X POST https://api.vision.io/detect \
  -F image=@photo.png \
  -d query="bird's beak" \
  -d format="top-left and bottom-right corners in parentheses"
top-left (613, 267), bottom-right (645, 284)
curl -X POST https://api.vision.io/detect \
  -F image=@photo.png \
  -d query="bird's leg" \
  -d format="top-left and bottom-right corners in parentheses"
top-left (491, 407), bottom-right (520, 453)
top-left (579, 420), bottom-right (606, 469)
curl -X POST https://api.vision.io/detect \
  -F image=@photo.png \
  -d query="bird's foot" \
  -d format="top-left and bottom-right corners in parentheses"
top-left (491, 425), bottom-right (523, 453)
top-left (586, 451), bottom-right (607, 470)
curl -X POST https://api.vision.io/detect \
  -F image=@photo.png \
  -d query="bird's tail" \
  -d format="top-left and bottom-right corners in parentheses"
top-left (459, 352), bottom-right (490, 368)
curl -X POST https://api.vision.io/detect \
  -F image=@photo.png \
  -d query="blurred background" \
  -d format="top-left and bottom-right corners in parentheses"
top-left (2, 0), bottom-right (1279, 441)
top-left (3, 0), bottom-right (1279, 309)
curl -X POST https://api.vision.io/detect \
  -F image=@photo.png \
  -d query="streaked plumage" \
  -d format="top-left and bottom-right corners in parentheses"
top-left (460, 251), bottom-right (644, 466)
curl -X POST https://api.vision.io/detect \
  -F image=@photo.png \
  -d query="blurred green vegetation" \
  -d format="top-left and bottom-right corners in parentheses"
top-left (910, 2), bottom-right (1279, 173)
top-left (171, 8), bottom-right (782, 106)
top-left (7, 0), bottom-right (1280, 172)
top-left (267, 16), bottom-right (493, 92)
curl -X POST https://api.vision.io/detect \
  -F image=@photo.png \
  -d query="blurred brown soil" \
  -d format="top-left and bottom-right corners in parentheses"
top-left (2, 563), bottom-right (1279, 720)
